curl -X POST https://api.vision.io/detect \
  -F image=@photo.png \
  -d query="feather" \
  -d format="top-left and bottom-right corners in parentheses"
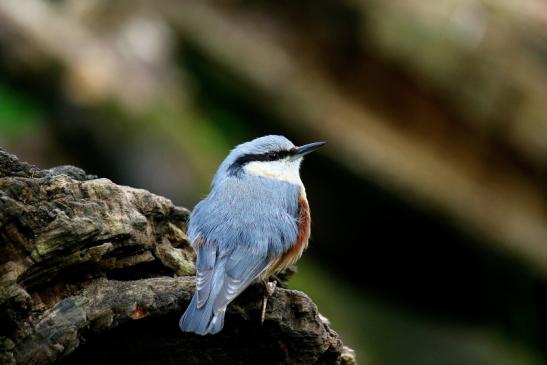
top-left (212, 247), bottom-right (270, 315)
top-left (194, 243), bottom-right (216, 308)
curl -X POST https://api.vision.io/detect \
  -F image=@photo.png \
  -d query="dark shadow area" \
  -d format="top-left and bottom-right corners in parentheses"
top-left (59, 284), bottom-right (334, 365)
top-left (61, 313), bottom-right (282, 365)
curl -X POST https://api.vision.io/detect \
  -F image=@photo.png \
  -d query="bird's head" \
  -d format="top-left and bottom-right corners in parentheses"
top-left (213, 135), bottom-right (325, 186)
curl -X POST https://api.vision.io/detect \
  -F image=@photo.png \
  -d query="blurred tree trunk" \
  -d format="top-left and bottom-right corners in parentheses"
top-left (0, 149), bottom-right (354, 365)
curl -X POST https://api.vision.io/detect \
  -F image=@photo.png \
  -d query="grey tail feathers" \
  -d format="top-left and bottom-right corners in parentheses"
top-left (179, 294), bottom-right (225, 335)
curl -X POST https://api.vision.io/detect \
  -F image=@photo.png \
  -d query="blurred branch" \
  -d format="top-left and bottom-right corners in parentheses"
top-left (0, 0), bottom-right (229, 193)
top-left (354, 0), bottom-right (547, 165)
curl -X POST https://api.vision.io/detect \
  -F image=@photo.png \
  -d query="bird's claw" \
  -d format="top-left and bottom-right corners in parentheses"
top-left (261, 280), bottom-right (278, 324)
top-left (266, 280), bottom-right (277, 297)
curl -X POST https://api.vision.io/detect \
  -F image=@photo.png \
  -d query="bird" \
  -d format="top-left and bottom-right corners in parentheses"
top-left (179, 135), bottom-right (325, 335)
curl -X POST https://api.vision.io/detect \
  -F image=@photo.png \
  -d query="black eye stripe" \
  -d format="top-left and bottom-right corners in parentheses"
top-left (227, 148), bottom-right (295, 176)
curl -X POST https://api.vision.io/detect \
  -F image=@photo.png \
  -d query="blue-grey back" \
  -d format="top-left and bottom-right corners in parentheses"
top-left (188, 174), bottom-right (301, 257)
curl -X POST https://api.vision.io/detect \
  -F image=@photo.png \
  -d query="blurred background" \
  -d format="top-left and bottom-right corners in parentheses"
top-left (1, 1), bottom-right (547, 364)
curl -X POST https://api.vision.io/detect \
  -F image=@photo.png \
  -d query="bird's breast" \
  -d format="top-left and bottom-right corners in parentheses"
top-left (265, 188), bottom-right (311, 277)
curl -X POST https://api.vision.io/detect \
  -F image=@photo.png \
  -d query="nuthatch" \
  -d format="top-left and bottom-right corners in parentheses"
top-left (179, 135), bottom-right (324, 335)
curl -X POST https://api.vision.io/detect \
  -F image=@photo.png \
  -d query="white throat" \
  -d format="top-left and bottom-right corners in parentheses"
top-left (244, 158), bottom-right (303, 185)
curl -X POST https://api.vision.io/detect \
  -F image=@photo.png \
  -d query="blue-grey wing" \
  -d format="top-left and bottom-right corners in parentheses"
top-left (187, 198), bottom-right (218, 308)
top-left (187, 177), bottom-right (300, 314)
top-left (212, 246), bottom-right (270, 314)
top-left (194, 242), bottom-right (217, 308)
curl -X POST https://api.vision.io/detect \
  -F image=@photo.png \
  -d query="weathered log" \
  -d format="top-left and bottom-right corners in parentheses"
top-left (0, 149), bottom-right (354, 365)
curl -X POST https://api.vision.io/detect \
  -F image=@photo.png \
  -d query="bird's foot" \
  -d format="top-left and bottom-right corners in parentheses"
top-left (265, 280), bottom-right (277, 296)
top-left (261, 280), bottom-right (277, 324)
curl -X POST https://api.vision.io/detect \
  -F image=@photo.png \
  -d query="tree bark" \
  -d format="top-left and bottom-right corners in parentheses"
top-left (0, 149), bottom-right (354, 365)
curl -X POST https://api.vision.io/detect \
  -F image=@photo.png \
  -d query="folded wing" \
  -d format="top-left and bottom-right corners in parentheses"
top-left (212, 246), bottom-right (270, 315)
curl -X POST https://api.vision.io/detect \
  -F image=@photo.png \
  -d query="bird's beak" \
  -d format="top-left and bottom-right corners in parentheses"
top-left (292, 141), bottom-right (326, 159)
